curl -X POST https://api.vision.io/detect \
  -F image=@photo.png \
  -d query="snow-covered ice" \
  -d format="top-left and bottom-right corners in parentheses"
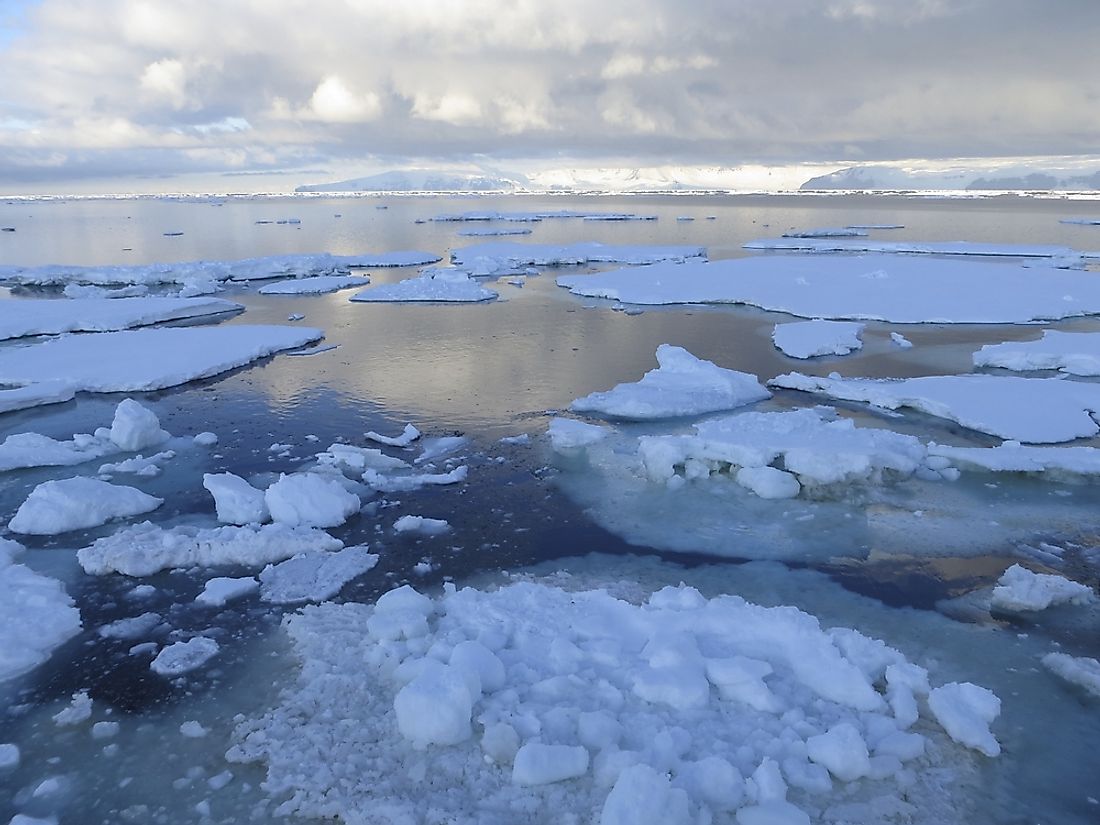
top-left (98, 612), bottom-right (163, 639)
top-left (150, 637), bottom-right (219, 676)
top-left (926, 441), bottom-right (1100, 477)
top-left (361, 465), bottom-right (468, 492)
top-left (770, 372), bottom-right (1100, 443)
top-left (195, 576), bottom-right (259, 606)
top-left (556, 255), bottom-right (1100, 323)
top-left (974, 330), bottom-right (1100, 376)
top-left (772, 320), bottom-right (865, 359)
top-left (53, 690), bottom-right (93, 725)
top-left (457, 227), bottom-right (534, 237)
top-left (571, 345), bottom-right (770, 420)
top-left (394, 515), bottom-right (451, 535)
top-left (451, 241), bottom-right (706, 274)
top-left (77, 522), bottom-right (343, 576)
top-left (0, 296), bottom-right (242, 341)
top-left (258, 546), bottom-right (379, 604)
top-left (229, 579), bottom-right (999, 823)
top-left (989, 565), bottom-right (1094, 612)
top-left (0, 538), bottom-right (81, 682)
top-left (110, 398), bottom-right (170, 451)
top-left (890, 332), bottom-right (913, 349)
top-left (1041, 653), bottom-right (1100, 698)
top-left (0, 325), bottom-right (324, 410)
top-left (782, 228), bottom-right (868, 238)
top-left (264, 473), bottom-right (361, 528)
top-left (350, 269), bottom-right (498, 303)
top-left (258, 275), bottom-right (371, 294)
top-left (548, 418), bottom-right (611, 450)
top-left (365, 423), bottom-right (421, 447)
top-left (8, 477), bottom-right (162, 535)
top-left (742, 238), bottom-right (1078, 258)
top-left (316, 443), bottom-right (411, 473)
top-left (202, 472), bottom-right (269, 525)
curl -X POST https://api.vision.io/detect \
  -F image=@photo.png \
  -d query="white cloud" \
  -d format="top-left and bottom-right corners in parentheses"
top-left (140, 59), bottom-right (188, 109)
top-left (412, 93), bottom-right (483, 126)
top-left (305, 76), bottom-right (382, 123)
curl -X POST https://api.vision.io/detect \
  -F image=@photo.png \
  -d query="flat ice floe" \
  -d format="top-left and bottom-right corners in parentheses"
top-left (926, 441), bottom-right (1100, 477)
top-left (0, 538), bottom-right (82, 682)
top-left (742, 238), bottom-right (1082, 258)
top-left (150, 636), bottom-right (219, 676)
top-left (229, 579), bottom-right (998, 824)
top-left (1041, 653), bottom-right (1100, 698)
top-left (457, 227), bottom-right (534, 237)
top-left (258, 275), bottom-right (370, 295)
top-left (77, 522), bottom-right (343, 576)
top-left (773, 320), bottom-right (865, 359)
top-left (0, 251), bottom-right (440, 287)
top-left (556, 255), bottom-right (1100, 323)
top-left (570, 345), bottom-right (770, 420)
top-left (0, 296), bottom-right (242, 341)
top-left (451, 242), bottom-right (706, 273)
top-left (258, 546), bottom-right (379, 604)
top-left (989, 565), bottom-right (1094, 612)
top-left (770, 372), bottom-right (1100, 443)
top-left (0, 325), bottom-right (323, 410)
top-left (782, 228), bottom-right (868, 238)
top-left (350, 269), bottom-right (498, 303)
top-left (8, 477), bottom-right (162, 535)
top-left (974, 330), bottom-right (1100, 376)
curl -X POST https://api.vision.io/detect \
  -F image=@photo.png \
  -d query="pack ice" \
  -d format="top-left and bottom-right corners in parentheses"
top-left (229, 580), bottom-right (1000, 824)
top-left (556, 255), bottom-right (1100, 323)
top-left (570, 345), bottom-right (770, 420)
top-left (0, 296), bottom-right (241, 341)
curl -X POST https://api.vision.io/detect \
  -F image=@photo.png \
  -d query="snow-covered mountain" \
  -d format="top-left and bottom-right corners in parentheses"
top-left (800, 163), bottom-right (1100, 191)
top-left (526, 165), bottom-right (813, 192)
top-left (295, 169), bottom-right (527, 193)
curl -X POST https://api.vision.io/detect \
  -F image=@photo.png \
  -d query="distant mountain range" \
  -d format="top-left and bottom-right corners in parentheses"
top-left (295, 169), bottom-right (527, 193)
top-left (800, 165), bottom-right (1100, 191)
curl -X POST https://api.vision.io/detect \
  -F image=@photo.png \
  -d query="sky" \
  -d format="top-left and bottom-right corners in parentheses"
top-left (0, 0), bottom-right (1098, 193)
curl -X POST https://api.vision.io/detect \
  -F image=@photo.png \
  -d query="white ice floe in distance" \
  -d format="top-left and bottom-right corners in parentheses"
top-left (350, 269), bottom-right (498, 303)
top-left (452, 241), bottom-right (705, 274)
top-left (0, 538), bottom-right (82, 682)
top-left (258, 275), bottom-right (371, 294)
top-left (259, 546), bottom-right (379, 604)
top-left (457, 227), bottom-right (533, 237)
top-left (743, 238), bottom-right (1080, 258)
top-left (571, 345), bottom-right (769, 421)
top-left (265, 473), bottom-right (361, 528)
top-left (770, 372), bottom-right (1100, 443)
top-left (989, 565), bottom-right (1094, 612)
top-left (890, 332), bottom-right (913, 349)
top-left (203, 472), bottom-right (269, 525)
top-left (557, 255), bottom-right (1100, 323)
top-left (0, 296), bottom-right (241, 341)
top-left (974, 330), bottom-right (1100, 376)
top-left (229, 579), bottom-right (999, 823)
top-left (394, 515), bottom-right (451, 535)
top-left (150, 637), bottom-right (219, 676)
top-left (1041, 653), bottom-right (1100, 698)
top-left (77, 522), bottom-right (343, 576)
top-left (8, 477), bottom-right (162, 535)
top-left (0, 325), bottom-right (323, 412)
top-left (772, 320), bottom-right (865, 359)
top-left (782, 228), bottom-right (867, 238)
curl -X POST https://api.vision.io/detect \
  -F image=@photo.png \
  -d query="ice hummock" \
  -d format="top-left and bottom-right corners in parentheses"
top-left (229, 579), bottom-right (999, 823)
top-left (0, 296), bottom-right (241, 341)
top-left (772, 320), bottom-right (865, 359)
top-left (974, 330), bottom-right (1100, 376)
top-left (350, 268), bottom-right (498, 303)
top-left (570, 345), bottom-right (770, 420)
top-left (556, 255), bottom-right (1100, 323)
top-left (770, 372), bottom-right (1100, 443)
top-left (8, 477), bottom-right (163, 535)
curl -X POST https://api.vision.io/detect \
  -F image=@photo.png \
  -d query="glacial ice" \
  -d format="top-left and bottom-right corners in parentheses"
top-left (974, 330), bottom-right (1100, 376)
top-left (8, 477), bottom-right (163, 535)
top-left (772, 320), bottom-right (865, 359)
top-left (0, 296), bottom-right (242, 341)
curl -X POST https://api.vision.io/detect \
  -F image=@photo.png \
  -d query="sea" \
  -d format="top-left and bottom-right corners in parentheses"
top-left (1, 191), bottom-right (1098, 824)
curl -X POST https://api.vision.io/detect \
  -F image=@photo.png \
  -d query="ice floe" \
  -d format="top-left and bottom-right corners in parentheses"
top-left (202, 472), bottom-right (269, 525)
top-left (772, 320), bottom-right (865, 359)
top-left (742, 238), bottom-right (1081, 258)
top-left (77, 522), bottom-right (343, 576)
top-left (557, 255), bottom-right (1100, 323)
top-left (8, 477), bottom-right (163, 535)
top-left (150, 637), bottom-right (219, 676)
top-left (451, 242), bottom-right (705, 274)
top-left (974, 330), bottom-right (1100, 376)
top-left (770, 372), bottom-right (1100, 443)
top-left (229, 579), bottom-right (999, 823)
top-left (782, 228), bottom-right (867, 238)
top-left (258, 546), bottom-right (379, 604)
top-left (457, 227), bottom-right (534, 237)
top-left (394, 515), bottom-right (451, 535)
top-left (196, 576), bottom-right (259, 607)
top-left (258, 275), bottom-right (371, 295)
top-left (361, 465), bottom-right (468, 492)
top-left (0, 251), bottom-right (440, 287)
top-left (365, 423), bottom-right (421, 447)
top-left (0, 296), bottom-right (241, 341)
top-left (264, 473), bottom-right (361, 528)
top-left (548, 418), bottom-right (612, 450)
top-left (571, 345), bottom-right (770, 421)
top-left (350, 269), bottom-right (498, 303)
top-left (1041, 653), bottom-right (1100, 699)
top-left (989, 565), bottom-right (1094, 612)
top-left (925, 441), bottom-right (1100, 477)
top-left (0, 538), bottom-right (82, 682)
top-left (0, 325), bottom-right (323, 411)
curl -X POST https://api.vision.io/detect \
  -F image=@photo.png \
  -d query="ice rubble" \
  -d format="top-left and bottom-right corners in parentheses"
top-left (989, 565), bottom-right (1094, 612)
top-left (350, 269), bottom-right (498, 303)
top-left (1041, 653), bottom-right (1100, 699)
top-left (974, 330), bottom-right (1100, 376)
top-left (394, 515), bottom-right (451, 535)
top-left (258, 275), bottom-right (370, 294)
top-left (258, 546), bottom-right (379, 604)
top-left (8, 477), bottom-right (163, 535)
top-left (0, 325), bottom-right (324, 411)
top-left (770, 372), bottom-right (1100, 443)
top-left (0, 538), bottom-right (81, 682)
top-left (150, 637), bottom-right (219, 676)
top-left (556, 255), bottom-right (1100, 323)
top-left (772, 320), bottom-right (865, 359)
top-left (451, 241), bottom-right (706, 274)
top-left (0, 251), bottom-right (440, 287)
top-left (571, 345), bottom-right (770, 420)
top-left (77, 522), bottom-right (343, 576)
top-left (742, 238), bottom-right (1081, 258)
top-left (229, 580), bottom-right (1000, 824)
top-left (0, 296), bottom-right (242, 341)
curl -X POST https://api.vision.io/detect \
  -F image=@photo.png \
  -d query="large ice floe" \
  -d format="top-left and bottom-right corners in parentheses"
top-left (8, 477), bottom-right (163, 535)
top-left (0, 325), bottom-right (323, 412)
top-left (556, 255), bottom-right (1100, 323)
top-left (350, 268), bottom-right (498, 303)
top-left (773, 320), bottom-right (865, 359)
top-left (741, 238), bottom-right (1084, 258)
top-left (258, 546), bottom-right (379, 604)
top-left (0, 296), bottom-right (241, 341)
top-left (0, 538), bottom-right (81, 682)
top-left (257, 275), bottom-right (370, 295)
top-left (451, 241), bottom-right (706, 275)
top-left (229, 579), bottom-right (1001, 824)
top-left (973, 330), bottom-right (1100, 376)
top-left (570, 345), bottom-right (770, 420)
top-left (769, 372), bottom-right (1100, 443)
top-left (0, 251), bottom-right (440, 287)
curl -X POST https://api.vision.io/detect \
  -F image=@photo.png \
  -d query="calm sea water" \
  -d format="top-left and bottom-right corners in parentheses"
top-left (1, 193), bottom-right (1099, 824)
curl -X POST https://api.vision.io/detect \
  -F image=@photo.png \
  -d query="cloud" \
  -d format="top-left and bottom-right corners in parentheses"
top-left (305, 76), bottom-right (382, 123)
